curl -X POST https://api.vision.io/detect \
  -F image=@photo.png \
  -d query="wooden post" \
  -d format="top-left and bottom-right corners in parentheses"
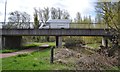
top-left (50, 47), bottom-right (54, 64)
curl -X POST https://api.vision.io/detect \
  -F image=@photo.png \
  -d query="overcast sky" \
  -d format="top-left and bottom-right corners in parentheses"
top-left (0, 0), bottom-right (98, 22)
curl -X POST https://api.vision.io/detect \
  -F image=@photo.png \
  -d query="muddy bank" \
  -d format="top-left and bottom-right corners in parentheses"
top-left (54, 47), bottom-right (118, 70)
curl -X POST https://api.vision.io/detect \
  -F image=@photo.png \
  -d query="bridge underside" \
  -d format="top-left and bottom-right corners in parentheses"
top-left (1, 29), bottom-right (111, 48)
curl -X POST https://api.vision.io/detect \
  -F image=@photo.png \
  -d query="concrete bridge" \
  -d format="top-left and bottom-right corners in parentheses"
top-left (0, 21), bottom-right (113, 48)
top-left (1, 28), bottom-right (112, 49)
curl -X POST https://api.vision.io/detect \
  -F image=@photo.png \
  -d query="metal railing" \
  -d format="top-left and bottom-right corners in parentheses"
top-left (0, 22), bottom-right (109, 29)
top-left (0, 22), bottom-right (33, 29)
top-left (70, 23), bottom-right (108, 29)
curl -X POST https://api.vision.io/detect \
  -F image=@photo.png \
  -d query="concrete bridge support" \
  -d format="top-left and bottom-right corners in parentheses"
top-left (56, 36), bottom-right (62, 48)
top-left (2, 36), bottom-right (5, 49)
top-left (3, 36), bottom-right (22, 48)
top-left (0, 36), bottom-right (2, 50)
top-left (102, 37), bottom-right (108, 48)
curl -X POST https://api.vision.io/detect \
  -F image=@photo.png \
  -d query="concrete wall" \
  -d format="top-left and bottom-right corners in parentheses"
top-left (56, 36), bottom-right (62, 48)
top-left (3, 36), bottom-right (22, 48)
top-left (0, 29), bottom-right (2, 50)
top-left (102, 37), bottom-right (108, 47)
top-left (0, 36), bottom-right (2, 50)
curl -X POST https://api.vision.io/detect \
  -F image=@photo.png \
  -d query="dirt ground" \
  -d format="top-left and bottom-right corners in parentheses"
top-left (54, 47), bottom-right (119, 70)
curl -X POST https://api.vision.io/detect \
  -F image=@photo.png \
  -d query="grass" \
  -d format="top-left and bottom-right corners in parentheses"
top-left (1, 48), bottom-right (120, 71)
top-left (24, 42), bottom-right (65, 48)
top-left (0, 43), bottom-right (40, 53)
top-left (0, 49), bottom-right (18, 53)
top-left (1, 42), bottom-right (69, 70)
top-left (0, 47), bottom-right (35, 53)
top-left (1, 42), bottom-right (56, 53)
top-left (111, 66), bottom-right (120, 70)
top-left (23, 42), bottom-right (56, 47)
top-left (87, 43), bottom-right (101, 49)
top-left (2, 48), bottom-right (72, 70)
top-left (1, 43), bottom-right (119, 70)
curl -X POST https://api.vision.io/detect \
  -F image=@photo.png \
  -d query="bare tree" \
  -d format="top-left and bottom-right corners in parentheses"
top-left (34, 8), bottom-right (39, 29)
top-left (74, 12), bottom-right (82, 23)
top-left (6, 11), bottom-right (30, 28)
top-left (62, 10), bottom-right (70, 19)
top-left (51, 7), bottom-right (70, 19)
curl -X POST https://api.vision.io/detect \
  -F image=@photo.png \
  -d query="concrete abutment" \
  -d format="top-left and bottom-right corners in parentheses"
top-left (2, 36), bottom-right (22, 49)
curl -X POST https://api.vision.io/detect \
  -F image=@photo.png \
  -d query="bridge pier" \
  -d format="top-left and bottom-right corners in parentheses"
top-left (56, 36), bottom-right (62, 48)
top-left (0, 36), bottom-right (2, 50)
top-left (3, 36), bottom-right (22, 48)
top-left (102, 37), bottom-right (108, 48)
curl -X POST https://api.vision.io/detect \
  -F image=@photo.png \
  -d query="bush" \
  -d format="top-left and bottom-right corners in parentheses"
top-left (64, 37), bottom-right (85, 48)
top-left (49, 36), bottom-right (56, 42)
top-left (24, 43), bottom-right (39, 48)
top-left (2, 49), bottom-right (17, 53)
top-left (17, 53), bottom-right (29, 57)
top-left (82, 36), bottom-right (102, 44)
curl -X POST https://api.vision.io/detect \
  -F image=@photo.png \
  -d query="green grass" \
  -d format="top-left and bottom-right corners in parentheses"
top-left (2, 48), bottom-right (72, 70)
top-left (1, 44), bottom-right (119, 70)
top-left (87, 43), bottom-right (101, 49)
top-left (24, 42), bottom-right (65, 48)
top-left (24, 42), bottom-right (56, 47)
top-left (0, 45), bottom-right (37, 53)
top-left (111, 66), bottom-right (120, 70)
top-left (0, 49), bottom-right (18, 53)
top-left (1, 42), bottom-right (56, 53)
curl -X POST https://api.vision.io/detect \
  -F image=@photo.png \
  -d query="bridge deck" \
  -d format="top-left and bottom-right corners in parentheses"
top-left (1, 29), bottom-right (111, 36)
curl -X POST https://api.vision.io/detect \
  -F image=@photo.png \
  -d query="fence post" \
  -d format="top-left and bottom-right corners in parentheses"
top-left (50, 47), bottom-right (54, 64)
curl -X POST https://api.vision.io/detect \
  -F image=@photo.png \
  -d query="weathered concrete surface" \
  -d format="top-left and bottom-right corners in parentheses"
top-left (1, 29), bottom-right (111, 36)
top-left (3, 36), bottom-right (22, 48)
top-left (0, 37), bottom-right (1, 49)
top-left (102, 37), bottom-right (108, 47)
top-left (56, 36), bottom-right (62, 48)
top-left (0, 29), bottom-right (2, 50)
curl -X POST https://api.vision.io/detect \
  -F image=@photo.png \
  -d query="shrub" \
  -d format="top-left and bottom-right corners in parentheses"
top-left (82, 36), bottom-right (102, 44)
top-left (24, 43), bottom-right (39, 48)
top-left (2, 49), bottom-right (17, 53)
top-left (49, 36), bottom-right (56, 42)
top-left (64, 37), bottom-right (85, 48)
top-left (17, 53), bottom-right (29, 57)
top-left (33, 63), bottom-right (38, 67)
